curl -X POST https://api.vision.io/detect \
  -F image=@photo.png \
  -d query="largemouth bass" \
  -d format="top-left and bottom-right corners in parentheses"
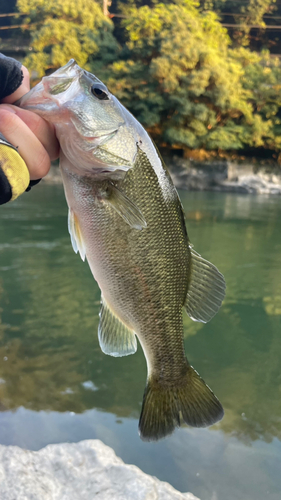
top-left (18, 60), bottom-right (226, 441)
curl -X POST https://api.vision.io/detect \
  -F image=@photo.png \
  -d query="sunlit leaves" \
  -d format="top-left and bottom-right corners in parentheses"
top-left (16, 0), bottom-right (281, 154)
top-left (106, 0), bottom-right (281, 153)
top-left (17, 0), bottom-right (119, 77)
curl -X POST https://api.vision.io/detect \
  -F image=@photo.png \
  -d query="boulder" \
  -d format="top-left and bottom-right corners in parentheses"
top-left (0, 440), bottom-right (199, 500)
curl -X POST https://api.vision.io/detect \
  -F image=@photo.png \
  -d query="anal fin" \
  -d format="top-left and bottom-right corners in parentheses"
top-left (98, 295), bottom-right (137, 357)
top-left (68, 208), bottom-right (86, 261)
top-left (185, 248), bottom-right (226, 323)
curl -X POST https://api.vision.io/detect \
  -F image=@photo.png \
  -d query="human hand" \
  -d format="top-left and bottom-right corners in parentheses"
top-left (0, 55), bottom-right (59, 204)
top-left (0, 64), bottom-right (59, 180)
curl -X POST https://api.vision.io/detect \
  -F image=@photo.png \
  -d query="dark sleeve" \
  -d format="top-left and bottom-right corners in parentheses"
top-left (0, 53), bottom-right (23, 100)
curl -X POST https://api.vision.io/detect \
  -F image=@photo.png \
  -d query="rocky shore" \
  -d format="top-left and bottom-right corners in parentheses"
top-left (166, 157), bottom-right (281, 195)
top-left (0, 440), bottom-right (199, 500)
top-left (44, 159), bottom-right (281, 195)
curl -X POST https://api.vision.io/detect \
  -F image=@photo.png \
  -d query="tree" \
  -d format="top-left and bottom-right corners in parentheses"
top-left (16, 0), bottom-right (119, 77)
top-left (105, 0), bottom-right (278, 153)
top-left (15, 0), bottom-right (281, 156)
top-left (201, 1), bottom-right (278, 51)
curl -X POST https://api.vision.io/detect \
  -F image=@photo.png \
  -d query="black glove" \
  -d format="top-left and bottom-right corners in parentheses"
top-left (0, 54), bottom-right (41, 205)
top-left (0, 54), bottom-right (23, 100)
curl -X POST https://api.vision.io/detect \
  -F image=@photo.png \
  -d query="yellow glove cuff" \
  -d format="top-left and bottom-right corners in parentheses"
top-left (0, 144), bottom-right (30, 201)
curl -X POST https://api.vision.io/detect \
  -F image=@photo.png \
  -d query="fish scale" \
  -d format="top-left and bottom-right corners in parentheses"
top-left (68, 147), bottom-right (189, 378)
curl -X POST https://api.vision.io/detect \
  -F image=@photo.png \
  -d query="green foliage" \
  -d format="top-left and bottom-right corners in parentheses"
top-left (105, 0), bottom-right (281, 152)
top-left (215, 1), bottom-right (273, 36)
top-left (14, 0), bottom-right (281, 155)
top-left (17, 0), bottom-right (119, 77)
top-left (204, 0), bottom-right (277, 49)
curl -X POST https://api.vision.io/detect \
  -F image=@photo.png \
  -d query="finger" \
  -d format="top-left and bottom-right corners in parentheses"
top-left (5, 105), bottom-right (60, 161)
top-left (0, 107), bottom-right (51, 180)
top-left (1, 66), bottom-right (30, 104)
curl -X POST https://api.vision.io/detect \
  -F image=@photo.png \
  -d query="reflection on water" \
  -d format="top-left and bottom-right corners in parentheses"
top-left (0, 185), bottom-right (281, 500)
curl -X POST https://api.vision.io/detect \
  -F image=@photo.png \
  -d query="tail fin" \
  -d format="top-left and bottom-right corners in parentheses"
top-left (139, 365), bottom-right (223, 441)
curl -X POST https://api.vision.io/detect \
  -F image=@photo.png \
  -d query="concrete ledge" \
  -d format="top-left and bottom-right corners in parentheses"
top-left (0, 440), bottom-right (199, 500)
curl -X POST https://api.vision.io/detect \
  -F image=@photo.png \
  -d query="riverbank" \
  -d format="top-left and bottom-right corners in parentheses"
top-left (45, 160), bottom-right (281, 195)
top-left (0, 440), bottom-right (199, 500)
top-left (166, 157), bottom-right (281, 195)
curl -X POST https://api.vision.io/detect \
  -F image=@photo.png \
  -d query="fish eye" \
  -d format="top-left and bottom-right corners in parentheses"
top-left (91, 85), bottom-right (109, 101)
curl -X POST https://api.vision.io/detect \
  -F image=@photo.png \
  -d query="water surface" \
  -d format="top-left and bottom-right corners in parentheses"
top-left (0, 184), bottom-right (280, 500)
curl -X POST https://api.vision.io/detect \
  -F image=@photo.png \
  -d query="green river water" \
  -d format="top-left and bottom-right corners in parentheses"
top-left (0, 183), bottom-right (280, 500)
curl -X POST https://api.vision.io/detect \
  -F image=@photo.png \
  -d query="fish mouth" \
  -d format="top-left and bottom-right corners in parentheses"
top-left (16, 82), bottom-right (43, 108)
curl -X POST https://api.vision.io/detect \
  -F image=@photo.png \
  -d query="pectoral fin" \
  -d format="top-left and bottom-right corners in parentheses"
top-left (102, 183), bottom-right (147, 230)
top-left (68, 209), bottom-right (86, 261)
top-left (185, 248), bottom-right (226, 323)
top-left (98, 295), bottom-right (137, 357)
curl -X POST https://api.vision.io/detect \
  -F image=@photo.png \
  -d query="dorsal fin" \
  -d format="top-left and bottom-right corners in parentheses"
top-left (98, 295), bottom-right (137, 357)
top-left (184, 248), bottom-right (226, 323)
